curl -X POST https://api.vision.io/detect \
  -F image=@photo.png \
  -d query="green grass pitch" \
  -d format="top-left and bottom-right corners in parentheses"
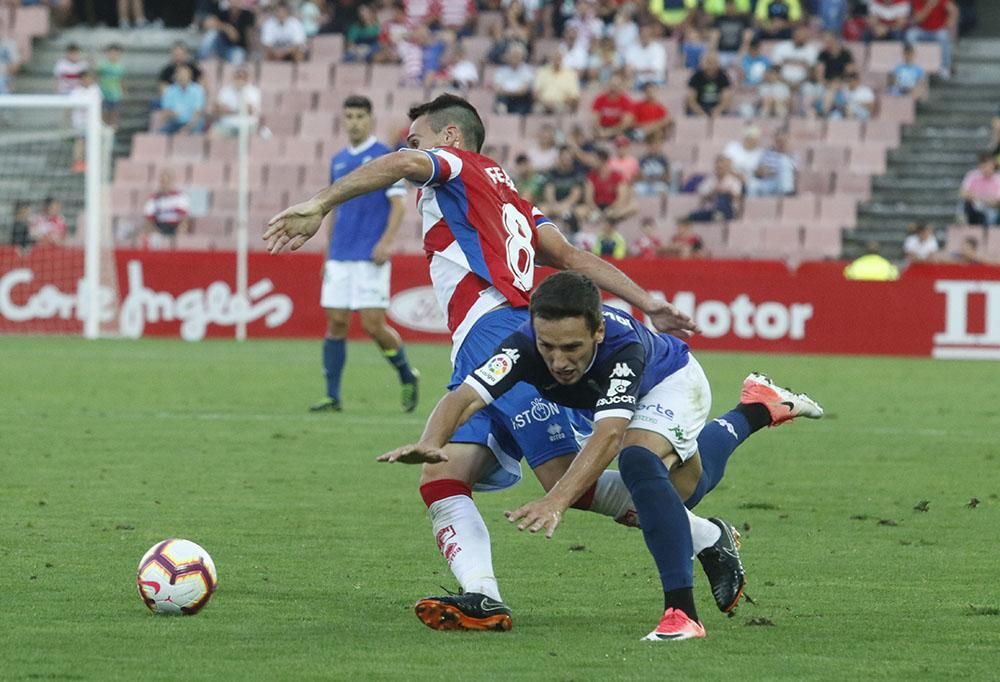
top-left (2, 337), bottom-right (998, 680)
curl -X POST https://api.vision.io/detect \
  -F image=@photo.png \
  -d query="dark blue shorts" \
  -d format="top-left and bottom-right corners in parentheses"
top-left (450, 307), bottom-right (589, 491)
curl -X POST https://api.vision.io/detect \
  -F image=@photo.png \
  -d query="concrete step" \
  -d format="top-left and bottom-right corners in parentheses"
top-left (887, 148), bottom-right (977, 165)
top-left (857, 203), bottom-right (958, 222)
top-left (872, 175), bottom-right (964, 192)
top-left (915, 112), bottom-right (995, 127)
top-left (927, 86), bottom-right (1000, 102)
top-left (955, 39), bottom-right (1000, 60)
top-left (902, 125), bottom-right (991, 143)
top-left (868, 188), bottom-right (961, 204)
top-left (43, 27), bottom-right (199, 52)
top-left (918, 99), bottom-right (1000, 115)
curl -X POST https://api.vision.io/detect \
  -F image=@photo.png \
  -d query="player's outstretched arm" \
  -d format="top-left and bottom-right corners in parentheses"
top-left (264, 151), bottom-right (432, 255)
top-left (376, 384), bottom-right (485, 464)
top-left (535, 224), bottom-right (699, 338)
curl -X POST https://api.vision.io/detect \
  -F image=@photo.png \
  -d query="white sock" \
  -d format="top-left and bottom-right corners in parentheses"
top-left (687, 509), bottom-right (722, 554)
top-left (428, 494), bottom-right (502, 602)
top-left (588, 470), bottom-right (635, 521)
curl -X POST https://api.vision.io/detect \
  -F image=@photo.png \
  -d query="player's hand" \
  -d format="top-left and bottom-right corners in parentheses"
top-left (505, 497), bottom-right (566, 539)
top-left (371, 239), bottom-right (393, 266)
top-left (646, 299), bottom-right (699, 339)
top-left (264, 199), bottom-right (325, 255)
top-left (376, 444), bottom-right (449, 464)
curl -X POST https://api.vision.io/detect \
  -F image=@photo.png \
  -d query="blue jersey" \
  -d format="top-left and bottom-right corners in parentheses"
top-left (328, 136), bottom-right (406, 261)
top-left (464, 305), bottom-right (689, 422)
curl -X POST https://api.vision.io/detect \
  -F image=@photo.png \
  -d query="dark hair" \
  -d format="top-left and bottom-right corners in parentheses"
top-left (67, 43), bottom-right (80, 52)
top-left (978, 151), bottom-right (996, 163)
top-left (530, 272), bottom-right (603, 334)
top-left (172, 40), bottom-right (189, 50)
top-left (106, 43), bottom-right (123, 51)
top-left (344, 94), bottom-right (372, 113)
top-left (595, 147), bottom-right (610, 162)
top-left (514, 153), bottom-right (530, 164)
top-left (408, 93), bottom-right (486, 152)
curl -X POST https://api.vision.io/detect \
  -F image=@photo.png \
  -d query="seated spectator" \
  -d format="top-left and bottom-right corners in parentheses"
top-left (397, 24), bottom-right (447, 86)
top-left (592, 217), bottom-right (628, 260)
top-left (513, 153), bottom-right (547, 204)
top-left (866, 0), bottom-right (910, 41)
top-left (844, 241), bottom-right (899, 280)
top-left (888, 43), bottom-right (926, 96)
top-left (723, 126), bottom-right (764, 185)
top-left (485, 17), bottom-right (529, 66)
top-left (31, 197), bottom-right (68, 246)
top-left (54, 43), bottom-right (88, 95)
top-left (566, 124), bottom-right (602, 171)
top-left (739, 38), bottom-right (771, 86)
top-left (119, 0), bottom-right (146, 29)
top-left (209, 66), bottom-right (261, 137)
top-left (584, 148), bottom-right (638, 223)
top-left (592, 71), bottom-right (636, 140)
top-left (0, 36), bottom-right (21, 95)
top-left (492, 43), bottom-right (534, 114)
top-left (540, 147), bottom-right (586, 232)
top-left (158, 42), bottom-right (202, 98)
top-left (772, 26), bottom-right (819, 89)
top-left (426, 41), bottom-right (479, 90)
top-left (663, 218), bottom-right (706, 258)
top-left (635, 137), bottom-right (671, 196)
top-left (902, 222), bottom-right (940, 262)
top-left (533, 53), bottom-right (580, 114)
top-left (906, 0), bottom-right (958, 79)
top-left (97, 44), bottom-right (125, 129)
top-left (566, 0), bottom-right (605, 52)
top-left (681, 27), bottom-right (709, 70)
top-left (346, 4), bottom-right (381, 62)
top-left (748, 130), bottom-right (797, 196)
top-left (688, 155), bottom-right (743, 222)
top-left (143, 169), bottom-right (191, 250)
top-left (608, 136), bottom-right (640, 183)
top-left (960, 152), bottom-right (1000, 225)
top-left (560, 25), bottom-right (592, 76)
top-left (799, 63), bottom-right (828, 117)
top-left (632, 217), bottom-right (665, 258)
top-left (827, 67), bottom-right (876, 119)
top-left (261, 2), bottom-right (308, 63)
top-left (586, 37), bottom-right (624, 88)
top-left (631, 82), bottom-right (672, 142)
top-left (711, 0), bottom-right (753, 68)
top-left (527, 124), bottom-right (560, 173)
top-left (198, 0), bottom-right (255, 65)
top-left (296, 0), bottom-right (324, 38)
top-left (754, 0), bottom-right (802, 41)
top-left (70, 70), bottom-right (102, 172)
top-left (160, 65), bottom-right (206, 135)
top-left (624, 23), bottom-right (668, 88)
top-left (434, 0), bottom-right (477, 37)
top-left (572, 226), bottom-right (598, 252)
top-left (611, 3), bottom-right (640, 57)
top-left (758, 65), bottom-right (792, 117)
top-left (953, 237), bottom-right (995, 265)
top-left (817, 30), bottom-right (854, 82)
top-left (11, 201), bottom-right (33, 251)
top-left (686, 52), bottom-right (732, 118)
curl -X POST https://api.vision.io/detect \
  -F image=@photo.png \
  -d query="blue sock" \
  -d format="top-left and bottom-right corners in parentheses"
top-left (618, 445), bottom-right (697, 620)
top-left (685, 403), bottom-right (770, 509)
top-left (384, 345), bottom-right (416, 383)
top-left (323, 338), bottom-right (346, 401)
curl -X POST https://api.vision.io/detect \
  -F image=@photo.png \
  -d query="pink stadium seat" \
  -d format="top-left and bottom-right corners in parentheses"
top-left (280, 89), bottom-right (317, 113)
top-left (115, 159), bottom-right (152, 185)
top-left (802, 222), bottom-right (842, 258)
top-left (762, 223), bottom-right (804, 258)
top-left (710, 117), bottom-right (747, 143)
top-left (261, 113), bottom-right (299, 137)
top-left (206, 137), bottom-right (238, 162)
top-left (465, 89), bottom-right (495, 117)
top-left (798, 169), bottom-right (833, 195)
top-left (986, 231), bottom-right (1000, 260)
top-left (477, 10), bottom-right (504, 36)
top-left (864, 120), bottom-right (901, 147)
top-left (284, 137), bottom-right (321, 163)
top-left (259, 61), bottom-right (296, 86)
top-left (260, 90), bottom-right (281, 114)
top-left (267, 163), bottom-right (304, 187)
top-left (913, 42), bottom-right (943, 73)
top-left (810, 145), bottom-right (849, 171)
top-left (189, 160), bottom-right (229, 187)
top-left (692, 221), bottom-right (724, 256)
top-left (310, 34), bottom-right (344, 63)
top-left (664, 193), bottom-right (700, 221)
top-left (170, 135), bottom-right (206, 162)
top-left (523, 115), bottom-right (562, 140)
top-left (370, 63), bottom-right (405, 88)
top-left (13, 5), bottom-right (48, 36)
top-left (742, 197), bottom-right (779, 221)
top-left (845, 41), bottom-right (867, 69)
top-left (697, 139), bottom-right (727, 167)
top-left (879, 96), bottom-right (915, 124)
top-left (868, 42), bottom-right (904, 73)
top-left (663, 141), bottom-right (698, 167)
top-left (635, 194), bottom-right (666, 220)
top-left (487, 114), bottom-right (523, 146)
top-left (251, 191), bottom-right (289, 214)
top-left (110, 185), bottom-right (137, 214)
top-left (333, 63), bottom-right (369, 89)
top-left (834, 171), bottom-right (871, 198)
top-left (299, 111), bottom-right (335, 138)
top-left (132, 133), bottom-right (169, 160)
top-left (863, 72), bottom-right (888, 92)
top-left (176, 233), bottom-right (218, 251)
top-left (723, 220), bottom-right (767, 258)
top-left (304, 161), bottom-right (331, 189)
top-left (249, 136), bottom-right (283, 161)
top-left (193, 215), bottom-right (231, 236)
top-left (825, 119), bottom-right (863, 144)
top-left (780, 194), bottom-right (818, 223)
top-left (819, 196), bottom-right (859, 225)
top-left (789, 118), bottom-right (825, 143)
top-left (944, 224), bottom-right (985, 253)
top-left (212, 188), bottom-right (239, 213)
top-left (533, 38), bottom-right (561, 64)
top-left (390, 85), bottom-right (425, 111)
top-left (461, 36), bottom-right (493, 65)
top-left (672, 116), bottom-right (711, 143)
top-left (851, 145), bottom-right (887, 175)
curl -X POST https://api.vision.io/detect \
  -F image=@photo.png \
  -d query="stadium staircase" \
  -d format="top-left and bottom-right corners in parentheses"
top-left (843, 38), bottom-right (1000, 258)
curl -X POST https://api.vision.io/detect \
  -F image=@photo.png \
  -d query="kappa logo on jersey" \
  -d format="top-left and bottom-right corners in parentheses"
top-left (474, 353), bottom-right (514, 386)
top-left (607, 378), bottom-right (632, 397)
top-left (501, 347), bottom-right (520, 362)
top-left (610, 362), bottom-right (635, 379)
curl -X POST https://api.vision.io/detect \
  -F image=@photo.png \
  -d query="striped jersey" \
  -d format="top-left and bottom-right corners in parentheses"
top-left (407, 145), bottom-right (552, 355)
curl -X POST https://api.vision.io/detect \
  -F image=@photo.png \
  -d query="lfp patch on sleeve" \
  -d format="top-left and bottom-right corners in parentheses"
top-left (474, 353), bottom-right (514, 386)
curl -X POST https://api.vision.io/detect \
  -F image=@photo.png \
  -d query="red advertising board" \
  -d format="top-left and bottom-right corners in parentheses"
top-left (2, 247), bottom-right (999, 359)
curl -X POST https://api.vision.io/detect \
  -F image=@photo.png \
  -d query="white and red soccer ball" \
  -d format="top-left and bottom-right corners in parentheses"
top-left (136, 539), bottom-right (218, 615)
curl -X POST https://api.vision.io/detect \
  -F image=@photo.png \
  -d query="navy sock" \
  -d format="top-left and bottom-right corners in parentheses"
top-left (686, 403), bottom-right (770, 509)
top-left (618, 445), bottom-right (697, 621)
top-left (323, 338), bottom-right (346, 401)
top-left (384, 345), bottom-right (416, 383)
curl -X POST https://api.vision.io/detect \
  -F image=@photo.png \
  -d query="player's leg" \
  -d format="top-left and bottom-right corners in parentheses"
top-left (313, 260), bottom-right (352, 412)
top-left (355, 261), bottom-right (419, 412)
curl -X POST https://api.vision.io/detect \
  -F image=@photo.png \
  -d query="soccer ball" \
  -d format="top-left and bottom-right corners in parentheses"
top-left (136, 539), bottom-right (218, 615)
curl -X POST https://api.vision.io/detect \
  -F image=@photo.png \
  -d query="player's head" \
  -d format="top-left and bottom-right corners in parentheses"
top-left (529, 272), bottom-right (605, 386)
top-left (342, 94), bottom-right (373, 145)
top-left (175, 64), bottom-right (193, 85)
top-left (407, 94), bottom-right (485, 153)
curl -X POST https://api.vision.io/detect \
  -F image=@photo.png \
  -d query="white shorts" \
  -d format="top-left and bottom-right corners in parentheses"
top-left (321, 260), bottom-right (390, 310)
top-left (627, 354), bottom-right (712, 463)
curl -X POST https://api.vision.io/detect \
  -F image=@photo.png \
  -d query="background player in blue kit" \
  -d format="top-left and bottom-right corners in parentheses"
top-left (311, 95), bottom-right (420, 413)
top-left (381, 271), bottom-right (823, 641)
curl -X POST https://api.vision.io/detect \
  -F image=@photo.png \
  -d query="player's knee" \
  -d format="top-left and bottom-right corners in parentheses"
top-left (359, 314), bottom-right (384, 337)
top-left (618, 445), bottom-right (668, 482)
top-left (326, 316), bottom-right (349, 338)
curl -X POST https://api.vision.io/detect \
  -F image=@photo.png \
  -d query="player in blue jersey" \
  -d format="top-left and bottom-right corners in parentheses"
top-left (380, 271), bottom-right (823, 641)
top-left (311, 95), bottom-right (420, 413)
